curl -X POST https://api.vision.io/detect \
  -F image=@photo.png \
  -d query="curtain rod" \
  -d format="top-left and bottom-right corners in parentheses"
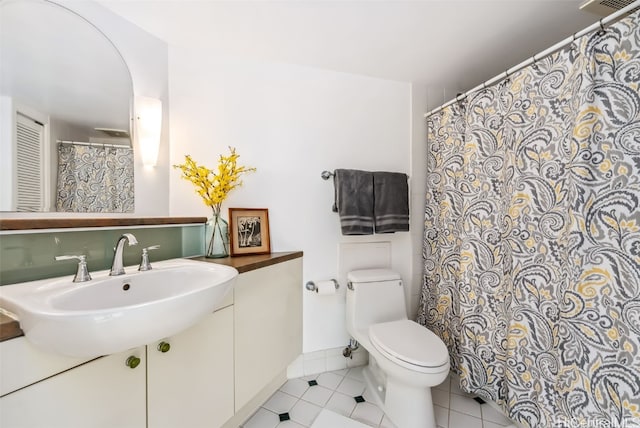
top-left (424, 0), bottom-right (640, 118)
top-left (58, 140), bottom-right (132, 150)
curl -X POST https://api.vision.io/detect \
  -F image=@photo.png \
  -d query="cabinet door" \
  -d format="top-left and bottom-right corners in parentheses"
top-left (0, 347), bottom-right (146, 428)
top-left (148, 306), bottom-right (234, 428)
top-left (234, 258), bottom-right (303, 411)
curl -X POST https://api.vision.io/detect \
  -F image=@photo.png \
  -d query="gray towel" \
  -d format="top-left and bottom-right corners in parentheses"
top-left (332, 169), bottom-right (374, 235)
top-left (373, 171), bottom-right (409, 233)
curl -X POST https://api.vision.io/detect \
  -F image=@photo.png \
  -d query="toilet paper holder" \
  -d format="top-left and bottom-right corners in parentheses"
top-left (305, 279), bottom-right (339, 292)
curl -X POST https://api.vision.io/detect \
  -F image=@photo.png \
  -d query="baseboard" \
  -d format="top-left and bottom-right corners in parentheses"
top-left (286, 346), bottom-right (369, 378)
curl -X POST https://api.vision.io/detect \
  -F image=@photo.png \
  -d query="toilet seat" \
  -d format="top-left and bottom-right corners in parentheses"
top-left (369, 320), bottom-right (449, 373)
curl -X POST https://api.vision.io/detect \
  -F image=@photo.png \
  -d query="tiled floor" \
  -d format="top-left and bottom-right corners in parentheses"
top-left (241, 367), bottom-right (516, 428)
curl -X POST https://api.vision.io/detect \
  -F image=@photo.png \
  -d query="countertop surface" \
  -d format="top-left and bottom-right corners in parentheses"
top-left (0, 251), bottom-right (303, 342)
top-left (188, 251), bottom-right (303, 273)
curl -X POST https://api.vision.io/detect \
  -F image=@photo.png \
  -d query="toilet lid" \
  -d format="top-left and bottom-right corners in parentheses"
top-left (369, 320), bottom-right (449, 369)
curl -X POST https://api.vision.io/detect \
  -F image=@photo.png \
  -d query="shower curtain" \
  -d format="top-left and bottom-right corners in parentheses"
top-left (418, 10), bottom-right (640, 428)
top-left (56, 144), bottom-right (134, 212)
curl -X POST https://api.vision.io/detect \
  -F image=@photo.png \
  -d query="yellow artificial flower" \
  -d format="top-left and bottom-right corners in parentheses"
top-left (173, 147), bottom-right (256, 214)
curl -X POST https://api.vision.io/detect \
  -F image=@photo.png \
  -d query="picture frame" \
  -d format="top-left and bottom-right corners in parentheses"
top-left (228, 208), bottom-right (271, 256)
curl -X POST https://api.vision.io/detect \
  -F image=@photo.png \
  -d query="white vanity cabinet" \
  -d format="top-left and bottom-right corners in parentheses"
top-left (0, 345), bottom-right (146, 428)
top-left (233, 258), bottom-right (303, 412)
top-left (147, 305), bottom-right (234, 428)
top-left (0, 253), bottom-right (303, 428)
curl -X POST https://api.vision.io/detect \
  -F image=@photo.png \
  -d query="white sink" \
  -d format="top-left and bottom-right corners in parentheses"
top-left (0, 259), bottom-right (238, 358)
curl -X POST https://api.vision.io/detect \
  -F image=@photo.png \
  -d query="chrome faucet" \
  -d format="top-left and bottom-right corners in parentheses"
top-left (55, 254), bottom-right (92, 282)
top-left (110, 233), bottom-right (138, 276)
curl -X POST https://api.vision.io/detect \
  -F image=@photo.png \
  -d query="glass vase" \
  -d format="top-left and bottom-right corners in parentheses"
top-left (205, 211), bottom-right (229, 258)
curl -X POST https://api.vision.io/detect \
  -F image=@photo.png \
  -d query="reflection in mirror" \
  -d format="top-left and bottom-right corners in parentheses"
top-left (0, 0), bottom-right (134, 213)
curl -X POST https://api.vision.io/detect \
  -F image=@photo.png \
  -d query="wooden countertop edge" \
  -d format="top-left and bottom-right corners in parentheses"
top-left (0, 312), bottom-right (23, 342)
top-left (0, 251), bottom-right (303, 342)
top-left (0, 217), bottom-right (207, 231)
top-left (188, 251), bottom-right (303, 273)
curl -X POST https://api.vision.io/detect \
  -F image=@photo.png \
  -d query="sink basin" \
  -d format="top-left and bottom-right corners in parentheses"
top-left (0, 259), bottom-right (238, 358)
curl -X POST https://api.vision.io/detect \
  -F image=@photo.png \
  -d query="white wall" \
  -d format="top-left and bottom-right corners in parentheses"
top-left (408, 83), bottom-right (429, 320)
top-left (168, 51), bottom-right (412, 352)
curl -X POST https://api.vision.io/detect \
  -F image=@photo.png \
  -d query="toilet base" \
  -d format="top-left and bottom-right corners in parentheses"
top-left (362, 363), bottom-right (438, 428)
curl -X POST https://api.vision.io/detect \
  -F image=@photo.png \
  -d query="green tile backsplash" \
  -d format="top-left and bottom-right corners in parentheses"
top-left (0, 225), bottom-right (205, 285)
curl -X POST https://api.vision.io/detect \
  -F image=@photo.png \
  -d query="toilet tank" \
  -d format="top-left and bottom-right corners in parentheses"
top-left (346, 269), bottom-right (408, 333)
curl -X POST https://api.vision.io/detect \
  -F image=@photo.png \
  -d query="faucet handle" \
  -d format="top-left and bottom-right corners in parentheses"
top-left (55, 255), bottom-right (92, 283)
top-left (138, 245), bottom-right (160, 271)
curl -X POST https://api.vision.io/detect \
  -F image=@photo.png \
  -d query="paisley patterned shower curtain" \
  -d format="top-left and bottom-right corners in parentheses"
top-left (56, 143), bottom-right (134, 212)
top-left (418, 11), bottom-right (640, 428)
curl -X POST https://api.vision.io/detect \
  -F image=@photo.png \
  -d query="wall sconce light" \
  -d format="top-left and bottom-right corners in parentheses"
top-left (135, 96), bottom-right (162, 168)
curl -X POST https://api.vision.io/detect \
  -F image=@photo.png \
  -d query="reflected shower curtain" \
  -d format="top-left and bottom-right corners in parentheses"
top-left (418, 11), bottom-right (640, 428)
top-left (56, 144), bottom-right (134, 212)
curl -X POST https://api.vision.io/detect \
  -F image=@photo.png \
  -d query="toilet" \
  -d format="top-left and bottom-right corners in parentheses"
top-left (346, 269), bottom-right (450, 428)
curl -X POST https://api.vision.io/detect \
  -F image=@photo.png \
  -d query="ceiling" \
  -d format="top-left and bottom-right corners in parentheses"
top-left (98, 0), bottom-right (599, 104)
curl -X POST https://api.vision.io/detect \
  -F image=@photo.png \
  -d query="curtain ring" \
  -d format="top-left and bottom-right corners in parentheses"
top-left (531, 54), bottom-right (539, 71)
top-left (598, 19), bottom-right (606, 35)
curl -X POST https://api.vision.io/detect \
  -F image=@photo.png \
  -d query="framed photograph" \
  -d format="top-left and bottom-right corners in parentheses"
top-left (228, 208), bottom-right (271, 256)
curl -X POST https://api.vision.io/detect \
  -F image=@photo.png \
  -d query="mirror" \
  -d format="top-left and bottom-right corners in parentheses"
top-left (0, 0), bottom-right (134, 212)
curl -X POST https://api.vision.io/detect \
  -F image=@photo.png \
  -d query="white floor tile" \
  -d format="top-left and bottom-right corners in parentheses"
top-left (434, 404), bottom-right (449, 428)
top-left (379, 415), bottom-right (398, 428)
top-left (243, 408), bottom-right (280, 428)
top-left (345, 366), bottom-right (366, 382)
top-left (261, 371), bottom-right (520, 428)
top-left (483, 421), bottom-right (510, 428)
top-left (310, 409), bottom-right (370, 428)
top-left (450, 393), bottom-right (482, 418)
top-left (301, 385), bottom-right (334, 407)
top-left (449, 409), bottom-right (483, 428)
top-left (362, 387), bottom-right (378, 404)
top-left (290, 399), bottom-right (322, 426)
top-left (316, 372), bottom-right (344, 390)
top-left (331, 368), bottom-right (349, 377)
top-left (432, 387), bottom-right (450, 408)
top-left (336, 377), bottom-right (366, 396)
top-left (351, 402), bottom-right (384, 427)
top-left (277, 421), bottom-right (305, 428)
top-left (481, 404), bottom-right (513, 425)
top-left (325, 391), bottom-right (357, 417)
top-left (263, 391), bottom-right (299, 414)
top-left (280, 378), bottom-right (310, 398)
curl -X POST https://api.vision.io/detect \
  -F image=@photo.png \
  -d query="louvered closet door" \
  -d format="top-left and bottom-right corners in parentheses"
top-left (15, 113), bottom-right (44, 212)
